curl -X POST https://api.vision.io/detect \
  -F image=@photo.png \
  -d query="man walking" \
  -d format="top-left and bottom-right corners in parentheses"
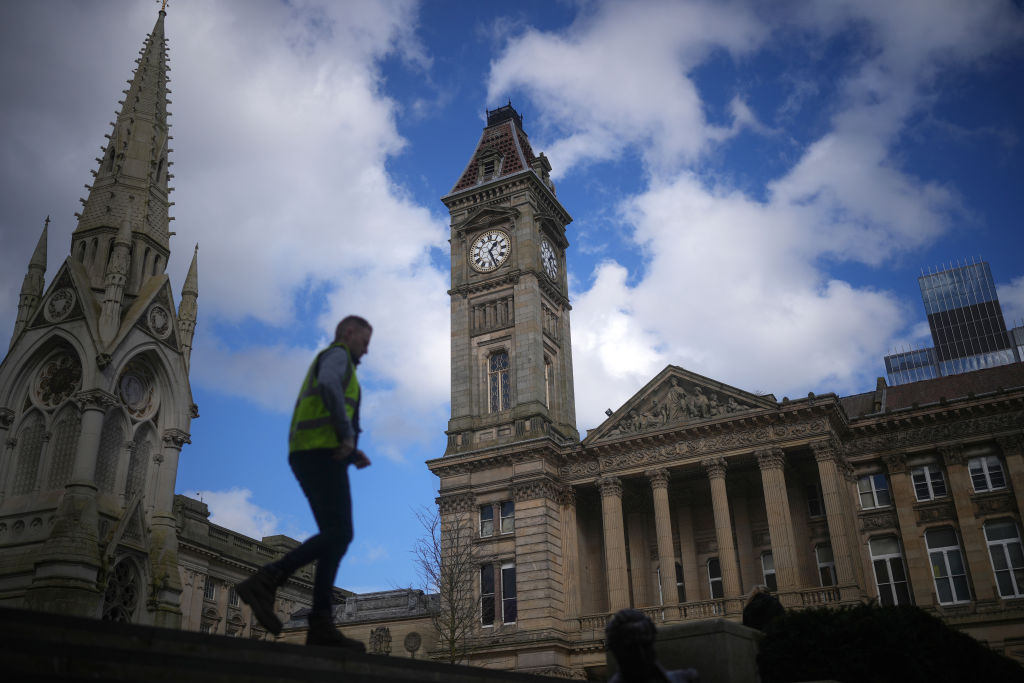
top-left (238, 315), bottom-right (373, 650)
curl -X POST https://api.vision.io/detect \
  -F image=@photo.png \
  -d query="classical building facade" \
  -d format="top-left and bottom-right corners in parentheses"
top-left (428, 106), bottom-right (1024, 678)
top-left (175, 494), bottom-right (339, 639)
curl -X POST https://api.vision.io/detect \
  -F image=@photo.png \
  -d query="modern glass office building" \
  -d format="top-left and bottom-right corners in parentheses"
top-left (885, 261), bottom-right (1022, 386)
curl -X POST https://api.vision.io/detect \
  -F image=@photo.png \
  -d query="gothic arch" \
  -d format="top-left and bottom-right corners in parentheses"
top-left (0, 333), bottom-right (89, 412)
top-left (110, 345), bottom-right (189, 426)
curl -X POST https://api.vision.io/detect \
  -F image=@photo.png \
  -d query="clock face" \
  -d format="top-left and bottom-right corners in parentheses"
top-left (540, 239), bottom-right (558, 280)
top-left (470, 230), bottom-right (511, 273)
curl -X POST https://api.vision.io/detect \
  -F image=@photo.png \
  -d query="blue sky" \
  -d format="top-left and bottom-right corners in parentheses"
top-left (0, 0), bottom-right (1022, 594)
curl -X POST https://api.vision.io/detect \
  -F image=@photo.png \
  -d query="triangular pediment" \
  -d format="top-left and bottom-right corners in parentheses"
top-left (583, 365), bottom-right (778, 443)
top-left (454, 205), bottom-right (520, 236)
top-left (108, 274), bottom-right (180, 354)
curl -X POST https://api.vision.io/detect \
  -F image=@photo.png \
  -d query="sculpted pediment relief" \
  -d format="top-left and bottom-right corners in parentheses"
top-left (454, 205), bottom-right (519, 235)
top-left (585, 366), bottom-right (777, 443)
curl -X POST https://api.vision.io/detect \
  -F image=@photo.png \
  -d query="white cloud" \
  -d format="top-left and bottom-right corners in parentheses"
top-left (487, 0), bottom-right (767, 177)
top-left (493, 0), bottom-right (1024, 430)
top-left (196, 487), bottom-right (309, 541)
top-left (998, 277), bottom-right (1024, 329)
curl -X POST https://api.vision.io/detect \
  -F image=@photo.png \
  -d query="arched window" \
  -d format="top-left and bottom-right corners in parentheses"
top-left (925, 527), bottom-right (970, 604)
top-left (46, 407), bottom-right (82, 490)
top-left (11, 412), bottom-right (45, 495)
top-left (488, 352), bottom-right (511, 413)
top-left (125, 425), bottom-right (153, 499)
top-left (544, 356), bottom-right (553, 407)
top-left (95, 410), bottom-right (125, 493)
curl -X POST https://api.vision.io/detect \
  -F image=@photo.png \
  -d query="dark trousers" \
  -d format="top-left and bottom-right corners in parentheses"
top-left (267, 448), bottom-right (353, 618)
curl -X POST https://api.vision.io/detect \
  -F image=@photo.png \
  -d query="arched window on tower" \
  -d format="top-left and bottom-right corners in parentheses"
top-left (46, 406), bottom-right (82, 490)
top-left (10, 412), bottom-right (45, 495)
top-left (488, 352), bottom-right (511, 413)
top-left (544, 356), bottom-right (553, 408)
top-left (125, 424), bottom-right (153, 499)
top-left (95, 410), bottom-right (126, 493)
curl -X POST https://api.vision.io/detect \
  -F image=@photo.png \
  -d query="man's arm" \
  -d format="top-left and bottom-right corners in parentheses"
top-left (316, 347), bottom-right (355, 455)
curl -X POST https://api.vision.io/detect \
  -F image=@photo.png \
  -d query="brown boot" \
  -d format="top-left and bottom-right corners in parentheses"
top-left (306, 613), bottom-right (365, 652)
top-left (237, 567), bottom-right (284, 635)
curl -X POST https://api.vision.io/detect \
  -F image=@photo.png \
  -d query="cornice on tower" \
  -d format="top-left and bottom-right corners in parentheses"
top-left (71, 9), bottom-right (173, 295)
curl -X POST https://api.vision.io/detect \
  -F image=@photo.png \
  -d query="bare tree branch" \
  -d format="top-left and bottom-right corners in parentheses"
top-left (412, 505), bottom-right (478, 664)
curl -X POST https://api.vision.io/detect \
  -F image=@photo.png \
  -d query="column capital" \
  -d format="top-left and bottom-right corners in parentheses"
top-left (512, 477), bottom-right (559, 502)
top-left (75, 388), bottom-right (118, 412)
top-left (436, 492), bottom-right (476, 515)
top-left (645, 468), bottom-right (670, 490)
top-left (810, 438), bottom-right (841, 462)
top-left (996, 434), bottom-right (1024, 457)
top-left (162, 428), bottom-right (191, 450)
top-left (558, 485), bottom-right (576, 507)
top-left (939, 443), bottom-right (966, 467)
top-left (881, 452), bottom-right (907, 475)
top-left (702, 457), bottom-right (727, 480)
top-left (756, 448), bottom-right (786, 471)
top-left (597, 475), bottom-right (623, 498)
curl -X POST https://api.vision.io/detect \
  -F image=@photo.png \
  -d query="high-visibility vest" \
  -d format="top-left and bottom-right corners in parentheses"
top-left (288, 342), bottom-right (360, 453)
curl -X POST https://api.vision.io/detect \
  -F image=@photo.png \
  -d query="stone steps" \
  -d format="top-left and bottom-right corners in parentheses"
top-left (0, 607), bottom-right (564, 683)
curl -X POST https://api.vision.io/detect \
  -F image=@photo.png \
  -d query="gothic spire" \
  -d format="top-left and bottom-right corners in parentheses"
top-left (178, 244), bottom-right (199, 371)
top-left (71, 8), bottom-right (173, 294)
top-left (10, 218), bottom-right (48, 349)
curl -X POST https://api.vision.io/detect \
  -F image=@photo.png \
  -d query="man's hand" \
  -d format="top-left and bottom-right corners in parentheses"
top-left (332, 436), bottom-right (356, 461)
top-left (351, 449), bottom-right (371, 469)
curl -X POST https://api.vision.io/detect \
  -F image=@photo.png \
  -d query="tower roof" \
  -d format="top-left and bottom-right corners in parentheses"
top-left (448, 104), bottom-right (540, 195)
top-left (182, 244), bottom-right (198, 296)
top-left (74, 9), bottom-right (173, 252)
top-left (29, 217), bottom-right (48, 271)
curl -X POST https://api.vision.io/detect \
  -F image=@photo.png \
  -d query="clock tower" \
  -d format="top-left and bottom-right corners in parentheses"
top-left (442, 105), bottom-right (578, 454)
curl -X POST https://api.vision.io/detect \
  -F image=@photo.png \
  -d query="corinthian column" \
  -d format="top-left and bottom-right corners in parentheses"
top-left (881, 452), bottom-right (933, 607)
top-left (756, 448), bottom-right (800, 592)
top-left (559, 486), bottom-right (581, 619)
top-left (810, 440), bottom-right (857, 591)
top-left (941, 444), bottom-right (996, 601)
top-left (598, 475), bottom-right (630, 611)
top-left (646, 468), bottom-right (678, 612)
top-left (703, 457), bottom-right (741, 599)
